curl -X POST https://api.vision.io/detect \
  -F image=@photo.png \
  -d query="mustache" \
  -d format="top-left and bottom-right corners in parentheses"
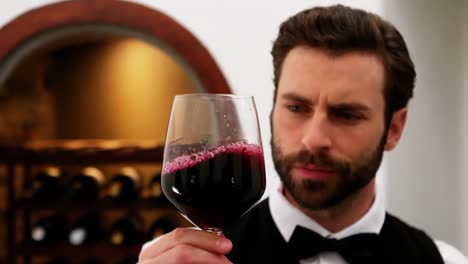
top-left (292, 149), bottom-right (350, 174)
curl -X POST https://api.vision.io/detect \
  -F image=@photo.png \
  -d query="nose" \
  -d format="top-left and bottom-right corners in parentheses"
top-left (301, 112), bottom-right (332, 153)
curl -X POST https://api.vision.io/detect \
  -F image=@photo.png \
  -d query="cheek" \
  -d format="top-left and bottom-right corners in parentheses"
top-left (339, 128), bottom-right (384, 164)
top-left (271, 110), bottom-right (284, 138)
top-left (272, 112), bottom-right (305, 155)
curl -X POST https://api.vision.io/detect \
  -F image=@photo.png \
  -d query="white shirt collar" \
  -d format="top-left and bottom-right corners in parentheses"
top-left (269, 182), bottom-right (385, 241)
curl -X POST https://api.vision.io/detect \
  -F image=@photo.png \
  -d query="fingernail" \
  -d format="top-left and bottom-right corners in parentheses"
top-left (216, 238), bottom-right (232, 250)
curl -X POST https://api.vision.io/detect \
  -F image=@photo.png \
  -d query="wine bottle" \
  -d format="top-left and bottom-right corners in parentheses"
top-left (68, 212), bottom-right (104, 246)
top-left (30, 215), bottom-right (66, 244)
top-left (44, 257), bottom-right (68, 264)
top-left (108, 213), bottom-right (143, 246)
top-left (78, 259), bottom-right (103, 264)
top-left (24, 166), bottom-right (64, 203)
top-left (148, 216), bottom-right (176, 240)
top-left (67, 167), bottom-right (105, 202)
top-left (148, 172), bottom-right (164, 201)
top-left (115, 256), bottom-right (138, 264)
top-left (107, 166), bottom-right (141, 201)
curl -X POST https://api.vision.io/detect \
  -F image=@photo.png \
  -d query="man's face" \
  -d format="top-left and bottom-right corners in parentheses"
top-left (271, 46), bottom-right (388, 210)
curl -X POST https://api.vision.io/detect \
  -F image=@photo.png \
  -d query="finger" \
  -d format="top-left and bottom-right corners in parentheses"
top-left (138, 243), bottom-right (233, 264)
top-left (139, 228), bottom-right (232, 261)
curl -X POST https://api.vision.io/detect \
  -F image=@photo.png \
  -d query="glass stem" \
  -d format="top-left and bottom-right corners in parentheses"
top-left (205, 227), bottom-right (223, 236)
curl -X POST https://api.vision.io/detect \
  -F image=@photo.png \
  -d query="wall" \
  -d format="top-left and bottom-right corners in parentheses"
top-left (462, 0), bottom-right (468, 254)
top-left (383, 0), bottom-right (465, 251)
top-left (47, 38), bottom-right (195, 142)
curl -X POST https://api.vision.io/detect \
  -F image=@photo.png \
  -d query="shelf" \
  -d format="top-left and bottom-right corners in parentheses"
top-left (2, 140), bottom-right (173, 264)
top-left (13, 197), bottom-right (174, 211)
top-left (17, 242), bottom-right (144, 257)
top-left (0, 140), bottom-right (164, 164)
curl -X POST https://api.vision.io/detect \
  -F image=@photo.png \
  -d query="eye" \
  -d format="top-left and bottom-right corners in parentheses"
top-left (286, 104), bottom-right (308, 113)
top-left (338, 111), bottom-right (358, 120)
top-left (332, 110), bottom-right (363, 121)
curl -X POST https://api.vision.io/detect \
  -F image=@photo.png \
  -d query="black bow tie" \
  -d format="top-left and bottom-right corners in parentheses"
top-left (288, 226), bottom-right (381, 264)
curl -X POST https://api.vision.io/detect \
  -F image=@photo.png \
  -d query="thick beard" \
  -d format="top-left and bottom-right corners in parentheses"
top-left (271, 135), bottom-right (386, 211)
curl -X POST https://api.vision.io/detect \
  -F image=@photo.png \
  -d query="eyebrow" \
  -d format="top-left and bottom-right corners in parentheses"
top-left (280, 92), bottom-right (371, 113)
top-left (329, 103), bottom-right (371, 114)
top-left (280, 92), bottom-right (312, 105)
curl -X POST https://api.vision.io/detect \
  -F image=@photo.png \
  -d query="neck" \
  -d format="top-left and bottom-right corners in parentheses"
top-left (284, 179), bottom-right (376, 233)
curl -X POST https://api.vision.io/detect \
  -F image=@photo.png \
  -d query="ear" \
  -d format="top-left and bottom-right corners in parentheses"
top-left (384, 108), bottom-right (408, 151)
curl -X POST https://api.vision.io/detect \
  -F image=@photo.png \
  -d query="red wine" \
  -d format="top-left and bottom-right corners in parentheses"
top-left (67, 167), bottom-right (105, 202)
top-left (43, 258), bottom-right (68, 264)
top-left (148, 172), bottom-right (164, 201)
top-left (162, 142), bottom-right (266, 230)
top-left (148, 216), bottom-right (176, 240)
top-left (107, 167), bottom-right (141, 201)
top-left (108, 214), bottom-right (143, 246)
top-left (68, 212), bottom-right (104, 246)
top-left (30, 215), bottom-right (66, 244)
top-left (78, 259), bottom-right (103, 264)
top-left (25, 167), bottom-right (64, 203)
top-left (115, 256), bottom-right (138, 264)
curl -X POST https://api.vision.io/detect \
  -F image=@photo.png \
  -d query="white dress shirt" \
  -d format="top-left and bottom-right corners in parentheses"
top-left (269, 183), bottom-right (468, 264)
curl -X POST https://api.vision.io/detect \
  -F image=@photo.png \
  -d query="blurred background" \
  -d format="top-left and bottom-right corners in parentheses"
top-left (0, 0), bottom-right (466, 263)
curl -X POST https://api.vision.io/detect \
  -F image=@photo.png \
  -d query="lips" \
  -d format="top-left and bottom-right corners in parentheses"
top-left (293, 164), bottom-right (334, 180)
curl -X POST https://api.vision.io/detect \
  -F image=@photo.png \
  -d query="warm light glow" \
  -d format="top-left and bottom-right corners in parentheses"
top-left (58, 38), bottom-right (196, 142)
top-left (98, 39), bottom-right (196, 143)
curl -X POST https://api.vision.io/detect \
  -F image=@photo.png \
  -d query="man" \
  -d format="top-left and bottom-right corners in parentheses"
top-left (138, 5), bottom-right (468, 264)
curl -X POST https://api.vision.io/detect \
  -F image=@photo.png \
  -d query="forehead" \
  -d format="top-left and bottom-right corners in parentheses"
top-left (277, 46), bottom-right (385, 108)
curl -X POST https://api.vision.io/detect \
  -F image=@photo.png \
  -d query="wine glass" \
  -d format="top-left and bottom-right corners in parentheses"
top-left (161, 94), bottom-right (266, 234)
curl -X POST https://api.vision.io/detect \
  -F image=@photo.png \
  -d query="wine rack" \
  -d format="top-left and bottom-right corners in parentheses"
top-left (0, 141), bottom-right (186, 264)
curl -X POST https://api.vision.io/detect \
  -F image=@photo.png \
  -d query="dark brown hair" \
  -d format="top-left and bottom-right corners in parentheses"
top-left (271, 5), bottom-right (415, 124)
